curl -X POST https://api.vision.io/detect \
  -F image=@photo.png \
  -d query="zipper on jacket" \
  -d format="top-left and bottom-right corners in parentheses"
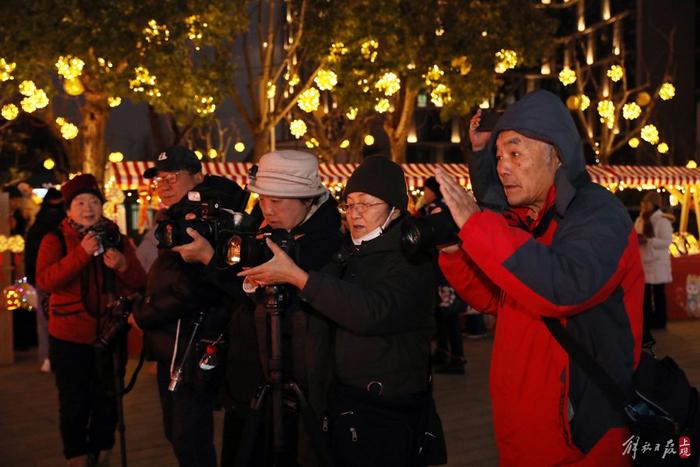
top-left (350, 427), bottom-right (358, 442)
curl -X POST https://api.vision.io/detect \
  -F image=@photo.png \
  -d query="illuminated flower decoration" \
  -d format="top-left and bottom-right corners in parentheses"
top-left (628, 137), bottom-right (640, 148)
top-left (55, 55), bottom-right (84, 80)
top-left (43, 158), bottom-right (55, 170)
top-left (1, 104), bottom-right (19, 120)
top-left (297, 87), bottom-right (320, 113)
top-left (597, 99), bottom-right (615, 129)
top-left (185, 15), bottom-right (207, 49)
top-left (289, 119), bottom-right (307, 139)
top-left (20, 96), bottom-right (37, 113)
top-left (606, 65), bottom-right (624, 82)
top-left (622, 102), bottom-right (642, 120)
top-left (0, 58), bottom-right (16, 82)
top-left (194, 95), bottom-right (216, 115)
top-left (328, 42), bottom-right (348, 63)
top-left (314, 69), bottom-right (338, 91)
top-left (641, 124), bottom-right (659, 145)
top-left (364, 135), bottom-right (375, 146)
top-left (451, 56), bottom-right (472, 76)
top-left (19, 80), bottom-right (37, 97)
top-left (143, 19), bottom-right (170, 44)
top-left (430, 84), bottom-right (452, 108)
top-left (374, 98), bottom-right (391, 113)
top-left (97, 57), bottom-right (114, 71)
top-left (64, 77), bottom-right (84, 96)
top-left (360, 40), bottom-right (379, 63)
top-left (424, 65), bottom-right (444, 86)
top-left (346, 107), bottom-right (358, 120)
top-left (305, 137), bottom-right (319, 149)
top-left (340, 140), bottom-right (350, 149)
top-left (659, 82), bottom-right (675, 101)
top-left (129, 66), bottom-right (158, 97)
top-left (285, 73), bottom-right (300, 87)
top-left (267, 82), bottom-right (276, 100)
top-left (31, 89), bottom-right (49, 109)
top-left (60, 122), bottom-right (79, 140)
top-left (494, 49), bottom-right (518, 74)
top-left (657, 142), bottom-right (669, 154)
top-left (108, 97), bottom-right (122, 108)
top-left (558, 67), bottom-right (577, 86)
top-left (374, 72), bottom-right (401, 97)
top-left (234, 142), bottom-right (245, 153)
top-left (579, 94), bottom-right (590, 111)
top-left (108, 152), bottom-right (124, 163)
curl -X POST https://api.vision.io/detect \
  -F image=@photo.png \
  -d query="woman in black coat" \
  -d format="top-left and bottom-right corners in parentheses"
top-left (240, 156), bottom-right (440, 467)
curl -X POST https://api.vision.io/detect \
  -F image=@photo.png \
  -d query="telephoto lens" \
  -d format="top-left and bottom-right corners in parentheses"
top-left (400, 210), bottom-right (460, 258)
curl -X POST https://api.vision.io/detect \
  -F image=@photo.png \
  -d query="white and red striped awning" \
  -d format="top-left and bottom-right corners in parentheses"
top-left (106, 161), bottom-right (700, 191)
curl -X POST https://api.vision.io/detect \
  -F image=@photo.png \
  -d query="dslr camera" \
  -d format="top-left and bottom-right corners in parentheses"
top-left (224, 228), bottom-right (296, 269)
top-left (89, 223), bottom-right (123, 255)
top-left (155, 190), bottom-right (258, 250)
top-left (401, 208), bottom-right (460, 257)
top-left (96, 292), bottom-right (141, 350)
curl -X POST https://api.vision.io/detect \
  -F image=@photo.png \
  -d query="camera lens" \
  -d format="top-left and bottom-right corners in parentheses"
top-left (226, 235), bottom-right (243, 265)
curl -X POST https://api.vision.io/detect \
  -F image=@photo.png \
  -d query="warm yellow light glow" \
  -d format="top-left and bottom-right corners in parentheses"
top-left (346, 107), bottom-right (358, 120)
top-left (430, 84), bottom-right (451, 107)
top-left (641, 124), bottom-right (659, 144)
top-left (328, 42), bottom-right (348, 63)
top-left (55, 55), bottom-right (85, 80)
top-left (494, 49), bottom-right (518, 74)
top-left (19, 80), bottom-right (36, 97)
top-left (659, 83), bottom-right (675, 101)
top-left (297, 87), bottom-right (320, 113)
top-left (424, 65), bottom-right (444, 86)
top-left (1, 104), bottom-right (19, 120)
top-left (657, 142), bottom-right (669, 154)
top-left (207, 148), bottom-right (218, 159)
top-left (289, 119), bottom-right (307, 139)
top-left (20, 96), bottom-right (37, 113)
top-left (451, 56), bottom-right (472, 76)
top-left (360, 40), bottom-right (379, 62)
top-left (364, 134), bottom-right (375, 146)
top-left (234, 142), bottom-right (246, 153)
top-left (686, 160), bottom-right (697, 169)
top-left (0, 58), bottom-right (16, 82)
top-left (108, 152), bottom-right (124, 163)
top-left (195, 95), bottom-right (216, 115)
top-left (628, 137), bottom-right (640, 148)
top-left (44, 158), bottom-right (56, 170)
top-left (479, 100), bottom-right (490, 109)
top-left (607, 65), bottom-right (624, 82)
top-left (374, 98), bottom-right (391, 113)
top-left (636, 92), bottom-right (651, 106)
top-left (314, 69), bottom-right (337, 91)
top-left (565, 96), bottom-right (580, 110)
top-left (579, 95), bottom-right (590, 111)
top-left (129, 66), bottom-right (157, 93)
top-left (60, 123), bottom-right (79, 140)
top-left (143, 19), bottom-right (170, 44)
top-left (108, 97), bottom-right (121, 108)
top-left (339, 139), bottom-right (350, 149)
top-left (375, 72), bottom-right (401, 96)
top-left (194, 150), bottom-right (204, 160)
top-left (622, 102), bottom-right (642, 120)
top-left (558, 67), bottom-right (576, 86)
top-left (63, 77), bottom-right (84, 96)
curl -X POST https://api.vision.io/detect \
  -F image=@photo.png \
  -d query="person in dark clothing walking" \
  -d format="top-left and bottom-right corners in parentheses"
top-left (436, 90), bottom-right (643, 465)
top-left (239, 156), bottom-right (441, 467)
top-left (24, 187), bottom-right (65, 371)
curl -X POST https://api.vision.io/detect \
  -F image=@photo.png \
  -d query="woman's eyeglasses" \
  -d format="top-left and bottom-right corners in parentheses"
top-left (339, 202), bottom-right (385, 214)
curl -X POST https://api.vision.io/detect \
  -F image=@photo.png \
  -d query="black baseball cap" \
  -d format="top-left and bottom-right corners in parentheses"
top-left (143, 145), bottom-right (202, 179)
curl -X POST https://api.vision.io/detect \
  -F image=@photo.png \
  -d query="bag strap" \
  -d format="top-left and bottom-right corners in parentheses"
top-left (542, 317), bottom-right (630, 410)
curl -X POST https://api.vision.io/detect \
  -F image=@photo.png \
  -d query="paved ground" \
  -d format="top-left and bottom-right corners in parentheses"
top-left (0, 320), bottom-right (698, 466)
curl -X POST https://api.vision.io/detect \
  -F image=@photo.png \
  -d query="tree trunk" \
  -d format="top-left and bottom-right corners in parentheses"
top-left (383, 88), bottom-right (418, 164)
top-left (252, 128), bottom-right (271, 161)
top-left (81, 91), bottom-right (108, 182)
top-left (148, 105), bottom-right (169, 154)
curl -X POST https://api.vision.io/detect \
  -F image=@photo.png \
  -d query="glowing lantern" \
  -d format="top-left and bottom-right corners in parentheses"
top-left (64, 77), bottom-right (84, 96)
top-left (636, 92), bottom-right (651, 106)
top-left (566, 96), bottom-right (580, 110)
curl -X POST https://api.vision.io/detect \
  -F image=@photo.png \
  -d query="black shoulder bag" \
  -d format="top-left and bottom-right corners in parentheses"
top-left (543, 317), bottom-right (699, 466)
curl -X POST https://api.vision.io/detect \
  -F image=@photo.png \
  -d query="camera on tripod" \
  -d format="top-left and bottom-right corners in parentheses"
top-left (96, 293), bottom-right (141, 350)
top-left (154, 190), bottom-right (259, 250)
top-left (224, 228), bottom-right (296, 269)
top-left (400, 210), bottom-right (460, 257)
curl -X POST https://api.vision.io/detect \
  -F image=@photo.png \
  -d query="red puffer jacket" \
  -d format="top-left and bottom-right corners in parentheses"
top-left (37, 217), bottom-right (146, 344)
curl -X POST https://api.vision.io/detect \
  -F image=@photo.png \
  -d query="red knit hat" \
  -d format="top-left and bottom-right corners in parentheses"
top-left (61, 174), bottom-right (105, 207)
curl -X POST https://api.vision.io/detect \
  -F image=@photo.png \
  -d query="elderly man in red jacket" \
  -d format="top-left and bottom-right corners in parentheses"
top-left (436, 90), bottom-right (643, 466)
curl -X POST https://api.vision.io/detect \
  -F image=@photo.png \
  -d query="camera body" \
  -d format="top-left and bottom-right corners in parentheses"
top-left (89, 223), bottom-right (123, 254)
top-left (96, 293), bottom-right (140, 350)
top-left (225, 228), bottom-right (296, 269)
top-left (401, 209), bottom-right (460, 257)
top-left (155, 192), bottom-right (259, 250)
top-left (477, 109), bottom-right (504, 133)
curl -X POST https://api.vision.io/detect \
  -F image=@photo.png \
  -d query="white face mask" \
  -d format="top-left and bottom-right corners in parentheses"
top-left (351, 207), bottom-right (396, 246)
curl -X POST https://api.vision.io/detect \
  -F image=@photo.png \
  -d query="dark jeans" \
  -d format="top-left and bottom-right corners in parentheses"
top-left (643, 283), bottom-right (668, 344)
top-left (435, 308), bottom-right (464, 359)
top-left (156, 362), bottom-right (217, 467)
top-left (49, 336), bottom-right (118, 459)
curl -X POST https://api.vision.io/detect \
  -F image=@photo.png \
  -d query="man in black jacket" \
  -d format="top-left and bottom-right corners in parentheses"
top-left (132, 146), bottom-right (247, 467)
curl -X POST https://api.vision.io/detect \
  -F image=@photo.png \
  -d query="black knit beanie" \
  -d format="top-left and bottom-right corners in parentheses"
top-left (423, 176), bottom-right (442, 199)
top-left (344, 156), bottom-right (408, 211)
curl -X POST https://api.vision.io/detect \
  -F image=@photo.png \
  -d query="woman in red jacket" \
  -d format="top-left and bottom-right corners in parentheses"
top-left (37, 174), bottom-right (146, 467)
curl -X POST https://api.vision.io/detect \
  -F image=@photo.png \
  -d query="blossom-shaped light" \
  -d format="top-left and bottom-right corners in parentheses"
top-left (597, 99), bottom-right (615, 129)
top-left (657, 142), bottom-right (669, 154)
top-left (0, 58), bottom-right (16, 82)
top-left (641, 124), bottom-right (659, 144)
top-left (314, 70), bottom-right (337, 91)
top-left (2, 104), bottom-right (19, 120)
top-left (360, 40), bottom-right (379, 62)
top-left (364, 135), bottom-right (375, 146)
top-left (328, 42), bottom-right (348, 63)
top-left (628, 137), bottom-right (640, 148)
top-left (185, 15), bottom-right (207, 44)
top-left (297, 87), bottom-right (320, 113)
top-left (20, 96), bottom-right (37, 113)
top-left (451, 56), bottom-right (472, 76)
top-left (346, 107), bottom-right (358, 120)
top-left (55, 55), bottom-right (84, 80)
top-left (622, 102), bottom-right (641, 120)
top-left (195, 95), bottom-right (216, 115)
top-left (234, 142), bottom-right (245, 153)
top-left (60, 122), bottom-right (79, 140)
top-left (374, 98), bottom-right (391, 113)
top-left (424, 65), bottom-right (444, 86)
top-left (108, 152), bottom-right (124, 163)
top-left (339, 140), bottom-right (350, 149)
top-left (285, 73), bottom-right (300, 88)
top-left (579, 94), bottom-right (590, 111)
top-left (129, 67), bottom-right (157, 93)
top-left (208, 148), bottom-right (218, 159)
top-left (659, 82), bottom-right (675, 101)
top-left (266, 82), bottom-right (276, 100)
top-left (19, 80), bottom-right (36, 97)
top-left (558, 67), bottom-right (577, 86)
top-left (431, 84), bottom-right (452, 108)
top-left (686, 160), bottom-right (697, 169)
top-left (108, 97), bottom-right (121, 108)
top-left (375, 72), bottom-right (401, 97)
top-left (606, 65), bottom-right (624, 82)
top-left (289, 119), bottom-right (307, 139)
top-left (32, 89), bottom-right (49, 109)
top-left (143, 19), bottom-right (170, 44)
top-left (43, 158), bottom-right (55, 170)
top-left (494, 49), bottom-right (518, 74)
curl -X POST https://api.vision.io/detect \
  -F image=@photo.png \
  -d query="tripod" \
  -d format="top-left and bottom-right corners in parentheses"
top-left (235, 285), bottom-right (334, 467)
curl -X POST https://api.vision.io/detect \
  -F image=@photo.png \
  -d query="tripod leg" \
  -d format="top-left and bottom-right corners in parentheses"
top-left (286, 383), bottom-right (335, 467)
top-left (234, 386), bottom-right (269, 467)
